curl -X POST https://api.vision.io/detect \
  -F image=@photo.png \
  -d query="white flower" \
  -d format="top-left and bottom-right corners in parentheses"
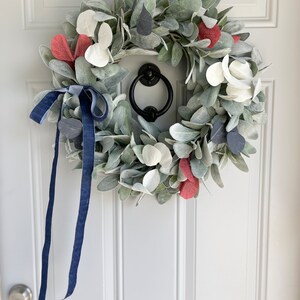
top-left (84, 22), bottom-right (113, 68)
top-left (206, 55), bottom-right (262, 103)
top-left (76, 10), bottom-right (98, 37)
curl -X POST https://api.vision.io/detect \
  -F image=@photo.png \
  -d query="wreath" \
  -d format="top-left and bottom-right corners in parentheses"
top-left (30, 0), bottom-right (266, 298)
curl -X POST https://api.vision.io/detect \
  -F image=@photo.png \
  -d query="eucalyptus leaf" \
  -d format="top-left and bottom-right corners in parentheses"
top-left (130, 0), bottom-right (156, 27)
top-left (137, 5), bottom-right (153, 36)
top-left (154, 143), bottom-right (172, 168)
top-left (142, 145), bottom-right (162, 166)
top-left (227, 131), bottom-right (245, 154)
top-left (169, 123), bottom-right (199, 142)
top-left (210, 120), bottom-right (226, 144)
top-left (143, 169), bottom-right (160, 192)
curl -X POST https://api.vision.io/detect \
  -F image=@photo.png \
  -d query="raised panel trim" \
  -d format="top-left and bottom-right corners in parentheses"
top-left (222, 0), bottom-right (278, 27)
top-left (22, 0), bottom-right (80, 29)
top-left (255, 80), bottom-right (274, 300)
top-left (27, 80), bottom-right (52, 298)
top-left (114, 194), bottom-right (124, 300)
top-left (23, 0), bottom-right (277, 29)
top-left (180, 80), bottom-right (275, 300)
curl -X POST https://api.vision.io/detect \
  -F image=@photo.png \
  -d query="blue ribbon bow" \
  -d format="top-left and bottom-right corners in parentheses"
top-left (30, 85), bottom-right (109, 300)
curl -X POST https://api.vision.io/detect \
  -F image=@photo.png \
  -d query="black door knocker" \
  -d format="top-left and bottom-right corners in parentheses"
top-left (129, 63), bottom-right (173, 122)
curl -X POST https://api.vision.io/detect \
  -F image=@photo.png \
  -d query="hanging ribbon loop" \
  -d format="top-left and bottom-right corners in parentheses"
top-left (30, 85), bottom-right (109, 300)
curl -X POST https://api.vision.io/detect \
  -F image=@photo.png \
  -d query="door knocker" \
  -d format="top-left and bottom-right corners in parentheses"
top-left (129, 63), bottom-right (173, 122)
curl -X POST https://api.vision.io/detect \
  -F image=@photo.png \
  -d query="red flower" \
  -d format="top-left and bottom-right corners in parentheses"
top-left (51, 34), bottom-right (92, 68)
top-left (198, 22), bottom-right (221, 49)
top-left (232, 35), bottom-right (241, 43)
top-left (179, 158), bottom-right (200, 199)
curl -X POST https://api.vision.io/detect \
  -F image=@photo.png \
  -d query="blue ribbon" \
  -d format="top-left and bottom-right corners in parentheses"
top-left (30, 85), bottom-right (109, 300)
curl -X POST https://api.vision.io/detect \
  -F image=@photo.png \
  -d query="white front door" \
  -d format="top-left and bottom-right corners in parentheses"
top-left (1, 0), bottom-right (299, 300)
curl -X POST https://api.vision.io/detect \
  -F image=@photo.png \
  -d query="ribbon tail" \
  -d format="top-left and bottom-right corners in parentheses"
top-left (38, 113), bottom-right (61, 300)
top-left (64, 92), bottom-right (95, 298)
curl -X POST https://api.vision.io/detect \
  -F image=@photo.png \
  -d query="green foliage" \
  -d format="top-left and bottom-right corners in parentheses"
top-left (34, 0), bottom-right (267, 202)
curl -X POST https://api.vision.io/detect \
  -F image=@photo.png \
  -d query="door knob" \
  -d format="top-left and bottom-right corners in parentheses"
top-left (8, 284), bottom-right (33, 300)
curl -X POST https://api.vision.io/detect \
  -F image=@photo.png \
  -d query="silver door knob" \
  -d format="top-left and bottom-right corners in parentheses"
top-left (8, 284), bottom-right (33, 300)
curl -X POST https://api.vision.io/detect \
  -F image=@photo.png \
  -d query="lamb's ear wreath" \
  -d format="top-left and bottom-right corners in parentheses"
top-left (30, 0), bottom-right (266, 298)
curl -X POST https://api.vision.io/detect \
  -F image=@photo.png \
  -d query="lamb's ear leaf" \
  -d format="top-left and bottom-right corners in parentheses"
top-left (97, 175), bottom-right (120, 191)
top-left (211, 164), bottom-right (224, 188)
